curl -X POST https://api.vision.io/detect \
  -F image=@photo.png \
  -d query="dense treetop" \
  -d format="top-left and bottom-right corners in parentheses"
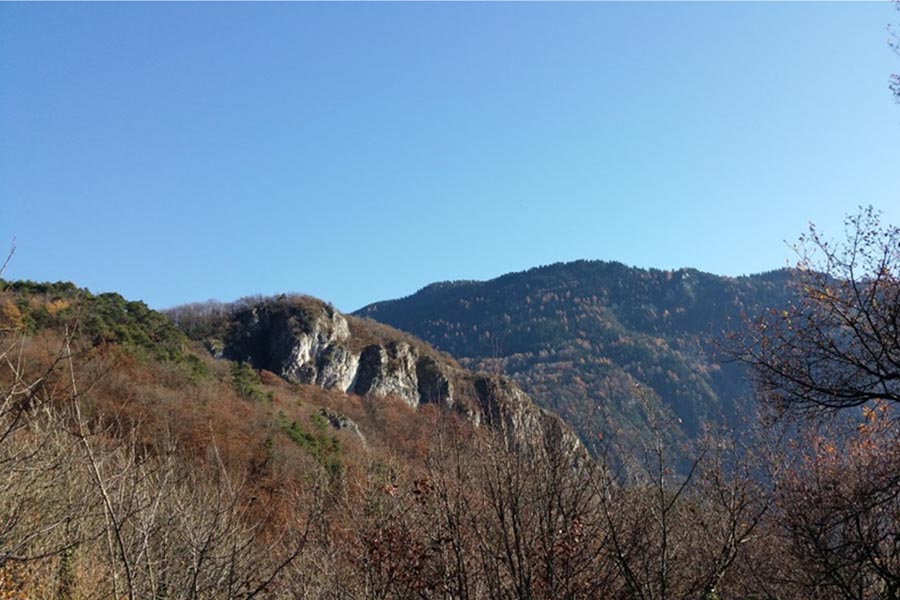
top-left (0, 279), bottom-right (186, 362)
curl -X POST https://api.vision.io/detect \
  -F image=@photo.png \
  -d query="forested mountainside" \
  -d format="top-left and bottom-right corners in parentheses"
top-left (0, 280), bottom-right (594, 597)
top-left (357, 260), bottom-right (797, 451)
top-left (4, 262), bottom-right (899, 599)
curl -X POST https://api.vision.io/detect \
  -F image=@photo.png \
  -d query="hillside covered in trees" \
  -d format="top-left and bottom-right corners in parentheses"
top-left (357, 261), bottom-right (797, 451)
top-left (5, 207), bottom-right (900, 599)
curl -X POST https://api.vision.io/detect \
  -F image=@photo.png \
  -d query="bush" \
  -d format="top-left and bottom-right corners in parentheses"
top-left (231, 361), bottom-right (266, 402)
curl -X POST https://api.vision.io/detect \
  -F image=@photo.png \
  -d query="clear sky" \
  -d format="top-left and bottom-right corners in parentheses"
top-left (1, 2), bottom-right (898, 312)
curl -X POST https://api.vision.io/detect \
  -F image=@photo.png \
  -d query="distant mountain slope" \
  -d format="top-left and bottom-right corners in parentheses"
top-left (356, 260), bottom-right (797, 450)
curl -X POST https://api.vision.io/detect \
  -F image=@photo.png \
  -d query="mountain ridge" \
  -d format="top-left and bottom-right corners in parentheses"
top-left (356, 259), bottom-right (798, 451)
top-left (373, 260), bottom-right (792, 311)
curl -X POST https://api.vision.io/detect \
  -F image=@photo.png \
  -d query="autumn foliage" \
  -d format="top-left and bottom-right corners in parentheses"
top-left (4, 208), bottom-right (900, 598)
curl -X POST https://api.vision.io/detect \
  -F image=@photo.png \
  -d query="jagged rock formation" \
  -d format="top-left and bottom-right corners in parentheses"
top-left (352, 342), bottom-right (421, 403)
top-left (226, 300), bottom-right (360, 392)
top-left (318, 408), bottom-right (367, 450)
top-left (220, 296), bottom-right (581, 453)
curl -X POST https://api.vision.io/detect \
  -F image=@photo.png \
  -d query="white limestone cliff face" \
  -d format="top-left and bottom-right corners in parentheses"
top-left (225, 303), bottom-right (443, 407)
top-left (353, 342), bottom-right (421, 407)
top-left (227, 303), bottom-right (349, 388)
top-left (223, 297), bottom-right (582, 455)
top-left (278, 311), bottom-right (358, 391)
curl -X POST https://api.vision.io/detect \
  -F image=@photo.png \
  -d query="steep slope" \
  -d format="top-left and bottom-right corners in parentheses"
top-left (356, 260), bottom-right (797, 450)
top-left (0, 281), bottom-right (587, 597)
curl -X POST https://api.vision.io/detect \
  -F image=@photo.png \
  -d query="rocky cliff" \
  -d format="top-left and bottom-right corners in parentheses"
top-left (220, 295), bottom-right (581, 453)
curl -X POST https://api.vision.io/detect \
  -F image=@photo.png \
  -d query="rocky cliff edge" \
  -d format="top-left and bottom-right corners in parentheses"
top-left (220, 295), bottom-right (582, 454)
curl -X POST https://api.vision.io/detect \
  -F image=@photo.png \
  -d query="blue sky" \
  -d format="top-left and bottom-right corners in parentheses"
top-left (1, 2), bottom-right (898, 312)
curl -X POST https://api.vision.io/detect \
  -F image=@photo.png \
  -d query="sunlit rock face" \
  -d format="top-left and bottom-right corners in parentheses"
top-left (226, 301), bottom-right (358, 392)
top-left (222, 296), bottom-right (584, 457)
top-left (352, 342), bottom-right (421, 407)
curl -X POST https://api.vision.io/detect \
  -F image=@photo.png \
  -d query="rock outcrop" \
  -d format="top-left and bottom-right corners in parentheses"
top-left (221, 296), bottom-right (582, 454)
top-left (318, 408), bottom-right (367, 450)
top-left (226, 300), bottom-right (360, 392)
top-left (352, 342), bottom-right (420, 405)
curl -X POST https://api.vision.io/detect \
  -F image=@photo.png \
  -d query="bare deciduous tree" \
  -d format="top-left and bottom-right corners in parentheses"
top-left (740, 207), bottom-right (900, 417)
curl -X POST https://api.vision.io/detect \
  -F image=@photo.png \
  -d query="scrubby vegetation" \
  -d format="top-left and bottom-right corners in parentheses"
top-left (3, 209), bottom-right (900, 598)
top-left (279, 412), bottom-right (343, 477)
top-left (3, 294), bottom-right (893, 598)
top-left (0, 306), bottom-right (777, 598)
top-left (1, 280), bottom-right (186, 361)
top-left (0, 279), bottom-right (768, 599)
top-left (231, 360), bottom-right (269, 402)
